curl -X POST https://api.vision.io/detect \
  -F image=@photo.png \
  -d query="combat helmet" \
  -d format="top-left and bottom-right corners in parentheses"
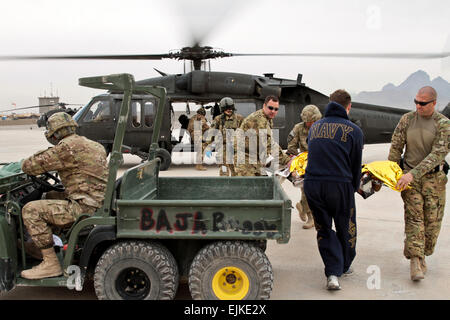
top-left (45, 112), bottom-right (78, 144)
top-left (196, 107), bottom-right (206, 116)
top-left (219, 97), bottom-right (235, 113)
top-left (301, 104), bottom-right (322, 123)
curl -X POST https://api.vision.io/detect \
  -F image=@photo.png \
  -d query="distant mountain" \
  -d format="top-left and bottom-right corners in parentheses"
top-left (354, 70), bottom-right (450, 110)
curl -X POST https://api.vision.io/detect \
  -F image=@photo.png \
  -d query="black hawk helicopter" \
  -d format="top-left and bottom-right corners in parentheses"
top-left (1, 45), bottom-right (449, 170)
top-left (1, 102), bottom-right (82, 126)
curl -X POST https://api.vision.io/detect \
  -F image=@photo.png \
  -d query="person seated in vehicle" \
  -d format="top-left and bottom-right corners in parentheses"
top-left (93, 102), bottom-right (111, 122)
top-left (20, 112), bottom-right (109, 280)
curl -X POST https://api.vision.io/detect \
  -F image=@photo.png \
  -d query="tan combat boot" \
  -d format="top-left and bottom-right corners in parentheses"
top-left (410, 257), bottom-right (424, 281)
top-left (296, 202), bottom-right (307, 222)
top-left (21, 247), bottom-right (63, 280)
top-left (195, 164), bottom-right (207, 171)
top-left (419, 257), bottom-right (427, 274)
top-left (303, 212), bottom-right (314, 229)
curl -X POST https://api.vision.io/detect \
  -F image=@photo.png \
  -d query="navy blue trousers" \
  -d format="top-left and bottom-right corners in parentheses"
top-left (304, 180), bottom-right (357, 277)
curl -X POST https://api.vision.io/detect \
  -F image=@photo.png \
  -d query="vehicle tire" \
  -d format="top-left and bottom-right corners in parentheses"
top-left (156, 148), bottom-right (172, 171)
top-left (254, 240), bottom-right (267, 252)
top-left (188, 241), bottom-right (273, 300)
top-left (94, 241), bottom-right (179, 300)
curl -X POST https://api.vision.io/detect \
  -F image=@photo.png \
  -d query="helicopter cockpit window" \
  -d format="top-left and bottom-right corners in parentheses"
top-left (83, 100), bottom-right (111, 123)
top-left (234, 101), bottom-right (256, 118)
top-left (144, 101), bottom-right (155, 127)
top-left (132, 101), bottom-right (142, 127)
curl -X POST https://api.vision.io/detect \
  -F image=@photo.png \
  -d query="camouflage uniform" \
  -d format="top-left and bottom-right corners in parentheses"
top-left (235, 109), bottom-right (290, 176)
top-left (210, 112), bottom-right (244, 176)
top-left (287, 105), bottom-right (322, 227)
top-left (287, 122), bottom-right (309, 156)
top-left (188, 111), bottom-right (210, 164)
top-left (21, 133), bottom-right (108, 249)
top-left (388, 111), bottom-right (450, 259)
top-left (287, 122), bottom-right (312, 222)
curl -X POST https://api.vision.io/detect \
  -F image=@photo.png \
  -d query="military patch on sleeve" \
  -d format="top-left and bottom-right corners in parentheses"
top-left (287, 129), bottom-right (295, 143)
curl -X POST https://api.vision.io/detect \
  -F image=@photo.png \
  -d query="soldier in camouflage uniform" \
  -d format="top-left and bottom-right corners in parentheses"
top-left (388, 86), bottom-right (450, 281)
top-left (235, 95), bottom-right (291, 176)
top-left (210, 97), bottom-right (244, 176)
top-left (20, 112), bottom-right (108, 280)
top-left (188, 107), bottom-right (210, 171)
top-left (287, 105), bottom-right (322, 229)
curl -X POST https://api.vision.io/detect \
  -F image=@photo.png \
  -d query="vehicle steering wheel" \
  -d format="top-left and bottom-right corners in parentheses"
top-left (30, 172), bottom-right (65, 193)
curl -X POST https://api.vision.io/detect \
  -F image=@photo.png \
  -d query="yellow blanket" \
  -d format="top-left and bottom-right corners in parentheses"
top-left (290, 153), bottom-right (407, 192)
top-left (362, 160), bottom-right (408, 191)
top-left (289, 152), bottom-right (308, 176)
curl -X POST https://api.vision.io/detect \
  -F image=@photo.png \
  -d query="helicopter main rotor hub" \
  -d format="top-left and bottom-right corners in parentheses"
top-left (169, 46), bottom-right (232, 61)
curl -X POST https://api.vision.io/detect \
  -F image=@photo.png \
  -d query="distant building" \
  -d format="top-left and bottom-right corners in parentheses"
top-left (38, 95), bottom-right (60, 114)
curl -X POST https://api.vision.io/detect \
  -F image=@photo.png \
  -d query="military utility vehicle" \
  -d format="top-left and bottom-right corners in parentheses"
top-left (0, 73), bottom-right (292, 300)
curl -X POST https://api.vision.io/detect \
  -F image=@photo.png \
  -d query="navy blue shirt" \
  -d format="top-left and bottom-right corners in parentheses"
top-left (305, 101), bottom-right (364, 191)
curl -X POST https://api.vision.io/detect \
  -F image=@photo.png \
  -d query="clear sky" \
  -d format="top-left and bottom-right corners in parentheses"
top-left (0, 0), bottom-right (448, 112)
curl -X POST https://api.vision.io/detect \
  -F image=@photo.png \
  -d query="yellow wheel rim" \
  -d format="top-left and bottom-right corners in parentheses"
top-left (212, 266), bottom-right (250, 300)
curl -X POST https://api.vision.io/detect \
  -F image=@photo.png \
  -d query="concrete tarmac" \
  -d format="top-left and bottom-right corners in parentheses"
top-left (1, 125), bottom-right (449, 300)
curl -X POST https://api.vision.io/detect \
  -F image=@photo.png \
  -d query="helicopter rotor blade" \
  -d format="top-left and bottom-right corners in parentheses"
top-left (2, 51), bottom-right (446, 63)
top-left (0, 54), bottom-right (171, 61)
top-left (0, 103), bottom-right (83, 113)
top-left (231, 52), bottom-right (450, 59)
top-left (59, 103), bottom-right (84, 106)
top-left (1, 105), bottom-right (47, 112)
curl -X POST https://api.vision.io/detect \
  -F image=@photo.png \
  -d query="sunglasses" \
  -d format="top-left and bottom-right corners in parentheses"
top-left (267, 106), bottom-right (279, 111)
top-left (414, 99), bottom-right (435, 107)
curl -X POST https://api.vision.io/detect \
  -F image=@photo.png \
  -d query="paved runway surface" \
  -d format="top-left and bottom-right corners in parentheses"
top-left (1, 125), bottom-right (449, 300)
